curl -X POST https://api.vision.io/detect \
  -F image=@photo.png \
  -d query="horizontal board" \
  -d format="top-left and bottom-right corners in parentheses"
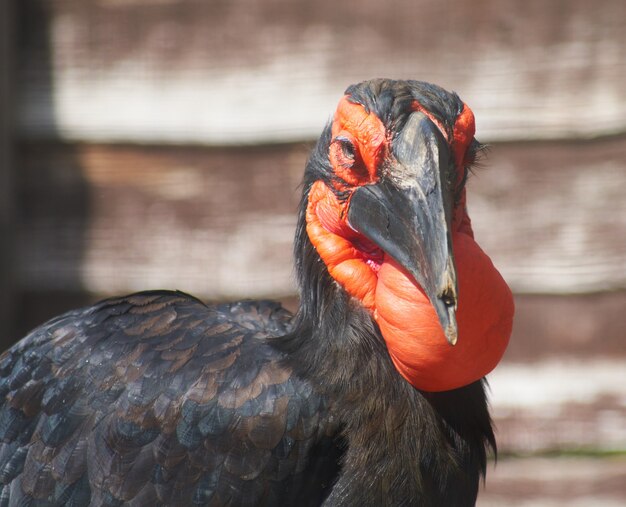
top-left (17, 0), bottom-right (626, 144)
top-left (16, 142), bottom-right (305, 299)
top-left (472, 136), bottom-right (626, 293)
top-left (15, 136), bottom-right (626, 297)
top-left (478, 456), bottom-right (626, 506)
top-left (489, 359), bottom-right (626, 453)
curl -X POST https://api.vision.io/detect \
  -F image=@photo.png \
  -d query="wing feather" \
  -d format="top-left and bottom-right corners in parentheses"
top-left (0, 292), bottom-right (340, 505)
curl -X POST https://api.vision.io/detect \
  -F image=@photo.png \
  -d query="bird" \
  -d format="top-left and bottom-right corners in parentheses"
top-left (0, 79), bottom-right (514, 506)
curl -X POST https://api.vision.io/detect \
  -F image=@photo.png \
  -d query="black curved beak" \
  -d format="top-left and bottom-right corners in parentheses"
top-left (347, 111), bottom-right (458, 345)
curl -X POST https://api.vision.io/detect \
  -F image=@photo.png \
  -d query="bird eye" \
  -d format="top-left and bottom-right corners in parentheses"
top-left (331, 136), bottom-right (356, 168)
top-left (337, 137), bottom-right (355, 159)
top-left (329, 134), bottom-right (369, 187)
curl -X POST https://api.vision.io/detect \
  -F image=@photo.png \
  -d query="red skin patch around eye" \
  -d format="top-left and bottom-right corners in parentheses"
top-left (331, 96), bottom-right (386, 186)
top-left (452, 103), bottom-right (476, 175)
top-left (451, 103), bottom-right (476, 237)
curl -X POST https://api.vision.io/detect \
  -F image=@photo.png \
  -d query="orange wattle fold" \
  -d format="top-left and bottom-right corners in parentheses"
top-left (307, 181), bottom-right (514, 392)
top-left (374, 233), bottom-right (514, 392)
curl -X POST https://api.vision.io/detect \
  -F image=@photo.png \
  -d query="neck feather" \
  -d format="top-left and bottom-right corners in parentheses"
top-left (272, 186), bottom-right (496, 504)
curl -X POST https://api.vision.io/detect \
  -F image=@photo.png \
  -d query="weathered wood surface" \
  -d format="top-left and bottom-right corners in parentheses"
top-left (472, 137), bottom-right (626, 294)
top-left (16, 142), bottom-right (306, 299)
top-left (478, 456), bottom-right (626, 507)
top-left (17, 0), bottom-right (626, 144)
top-left (490, 359), bottom-right (626, 453)
top-left (16, 136), bottom-right (626, 298)
top-left (503, 292), bottom-right (626, 362)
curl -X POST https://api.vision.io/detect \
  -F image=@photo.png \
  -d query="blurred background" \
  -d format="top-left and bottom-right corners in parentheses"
top-left (1, 0), bottom-right (625, 504)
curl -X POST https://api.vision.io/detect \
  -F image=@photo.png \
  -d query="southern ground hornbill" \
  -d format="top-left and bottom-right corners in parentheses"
top-left (0, 79), bottom-right (514, 506)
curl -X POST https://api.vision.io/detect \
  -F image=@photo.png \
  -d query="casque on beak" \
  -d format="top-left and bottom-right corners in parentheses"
top-left (347, 111), bottom-right (459, 345)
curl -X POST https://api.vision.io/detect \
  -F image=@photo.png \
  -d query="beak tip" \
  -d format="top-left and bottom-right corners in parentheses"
top-left (446, 329), bottom-right (458, 346)
top-left (437, 292), bottom-right (458, 347)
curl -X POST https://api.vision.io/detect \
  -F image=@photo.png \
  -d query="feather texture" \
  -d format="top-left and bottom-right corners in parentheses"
top-left (0, 292), bottom-right (341, 506)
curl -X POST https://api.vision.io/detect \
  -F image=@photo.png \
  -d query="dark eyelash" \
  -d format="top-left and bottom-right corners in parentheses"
top-left (334, 136), bottom-right (356, 160)
top-left (341, 142), bottom-right (355, 160)
top-left (454, 140), bottom-right (488, 204)
top-left (468, 139), bottom-right (488, 174)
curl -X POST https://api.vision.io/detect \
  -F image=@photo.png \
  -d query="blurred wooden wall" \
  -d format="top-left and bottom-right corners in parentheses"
top-left (3, 0), bottom-right (626, 441)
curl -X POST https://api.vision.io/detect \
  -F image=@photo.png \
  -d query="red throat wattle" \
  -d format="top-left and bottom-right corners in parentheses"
top-left (306, 97), bottom-right (514, 392)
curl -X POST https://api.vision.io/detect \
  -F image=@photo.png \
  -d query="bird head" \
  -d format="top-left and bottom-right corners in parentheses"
top-left (302, 79), bottom-right (514, 392)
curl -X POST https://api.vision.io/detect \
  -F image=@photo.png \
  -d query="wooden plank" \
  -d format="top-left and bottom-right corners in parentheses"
top-left (504, 292), bottom-right (626, 362)
top-left (0, 0), bottom-right (15, 348)
top-left (16, 142), bottom-right (306, 299)
top-left (479, 456), bottom-right (626, 506)
top-left (16, 136), bottom-right (626, 298)
top-left (471, 136), bottom-right (626, 294)
top-left (490, 359), bottom-right (626, 453)
top-left (491, 293), bottom-right (626, 456)
top-left (16, 0), bottom-right (626, 144)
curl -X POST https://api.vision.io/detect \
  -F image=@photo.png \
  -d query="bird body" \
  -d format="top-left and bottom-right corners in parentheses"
top-left (0, 294), bottom-right (340, 506)
top-left (0, 79), bottom-right (514, 506)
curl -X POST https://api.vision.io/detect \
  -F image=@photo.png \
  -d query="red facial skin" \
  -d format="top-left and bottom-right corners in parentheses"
top-left (306, 96), bottom-right (514, 392)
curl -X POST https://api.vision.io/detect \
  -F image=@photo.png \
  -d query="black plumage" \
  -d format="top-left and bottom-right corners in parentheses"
top-left (0, 79), bottom-right (496, 506)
